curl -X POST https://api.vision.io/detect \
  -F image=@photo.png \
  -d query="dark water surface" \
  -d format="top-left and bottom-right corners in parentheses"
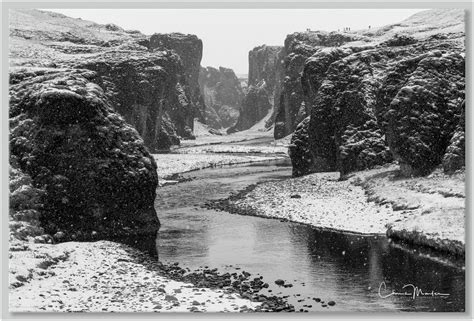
top-left (146, 159), bottom-right (464, 312)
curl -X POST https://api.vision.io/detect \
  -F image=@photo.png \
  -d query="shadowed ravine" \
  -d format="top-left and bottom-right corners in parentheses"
top-left (124, 159), bottom-right (464, 312)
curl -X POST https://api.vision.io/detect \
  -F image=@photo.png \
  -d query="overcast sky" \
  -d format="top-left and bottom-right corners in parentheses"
top-left (48, 9), bottom-right (424, 74)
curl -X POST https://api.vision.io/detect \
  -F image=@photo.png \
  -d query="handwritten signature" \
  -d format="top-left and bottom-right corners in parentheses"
top-left (378, 281), bottom-right (450, 299)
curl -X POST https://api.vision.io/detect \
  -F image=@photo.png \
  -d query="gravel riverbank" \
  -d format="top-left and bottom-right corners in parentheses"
top-left (9, 241), bottom-right (261, 312)
top-left (209, 164), bottom-right (465, 257)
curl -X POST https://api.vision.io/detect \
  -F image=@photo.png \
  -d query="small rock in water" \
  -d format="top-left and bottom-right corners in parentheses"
top-left (328, 301), bottom-right (336, 306)
top-left (275, 279), bottom-right (285, 286)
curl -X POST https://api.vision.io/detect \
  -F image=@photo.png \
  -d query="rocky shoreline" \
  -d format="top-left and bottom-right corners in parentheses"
top-left (9, 241), bottom-right (262, 312)
top-left (207, 163), bottom-right (465, 260)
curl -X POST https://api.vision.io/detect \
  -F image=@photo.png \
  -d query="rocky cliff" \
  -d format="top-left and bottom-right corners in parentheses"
top-left (274, 31), bottom-right (359, 139)
top-left (199, 66), bottom-right (243, 129)
top-left (228, 45), bottom-right (282, 133)
top-left (9, 69), bottom-right (160, 241)
top-left (289, 9), bottom-right (465, 177)
top-left (10, 9), bottom-right (204, 151)
top-left (149, 33), bottom-right (206, 126)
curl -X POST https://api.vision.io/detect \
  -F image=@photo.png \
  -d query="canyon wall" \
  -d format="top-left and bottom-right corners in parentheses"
top-left (228, 45), bottom-right (282, 133)
top-left (149, 33), bottom-right (207, 125)
top-left (10, 9), bottom-right (204, 152)
top-left (274, 31), bottom-right (360, 139)
top-left (199, 66), bottom-right (244, 129)
top-left (288, 9), bottom-right (465, 177)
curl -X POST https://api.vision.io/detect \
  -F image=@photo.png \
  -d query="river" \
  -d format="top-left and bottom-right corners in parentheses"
top-left (134, 157), bottom-right (464, 312)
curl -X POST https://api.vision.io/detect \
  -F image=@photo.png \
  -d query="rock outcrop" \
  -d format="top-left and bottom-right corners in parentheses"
top-left (9, 69), bottom-right (160, 241)
top-left (199, 66), bottom-right (243, 129)
top-left (9, 9), bottom-right (204, 151)
top-left (288, 9), bottom-right (465, 177)
top-left (377, 49), bottom-right (465, 176)
top-left (75, 50), bottom-right (192, 151)
top-left (228, 45), bottom-right (282, 133)
top-left (149, 33), bottom-right (206, 125)
top-left (274, 31), bottom-right (359, 139)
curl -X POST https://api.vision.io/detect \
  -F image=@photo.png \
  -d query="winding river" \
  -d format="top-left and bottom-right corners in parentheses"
top-left (133, 157), bottom-right (464, 312)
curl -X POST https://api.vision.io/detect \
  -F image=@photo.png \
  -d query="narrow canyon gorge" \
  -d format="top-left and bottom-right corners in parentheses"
top-left (8, 8), bottom-right (466, 314)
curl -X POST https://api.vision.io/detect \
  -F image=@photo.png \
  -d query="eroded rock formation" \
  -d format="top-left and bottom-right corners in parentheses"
top-left (229, 45), bottom-right (282, 133)
top-left (149, 33), bottom-right (206, 125)
top-left (274, 31), bottom-right (358, 139)
top-left (199, 66), bottom-right (243, 129)
top-left (9, 69), bottom-right (160, 241)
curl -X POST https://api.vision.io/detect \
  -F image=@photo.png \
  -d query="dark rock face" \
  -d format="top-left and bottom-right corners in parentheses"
top-left (305, 46), bottom-right (395, 176)
top-left (149, 33), bottom-right (206, 124)
top-left (75, 50), bottom-right (192, 152)
top-left (378, 50), bottom-right (465, 176)
top-left (199, 66), bottom-right (243, 129)
top-left (9, 156), bottom-right (51, 243)
top-left (286, 10), bottom-right (465, 177)
top-left (9, 69), bottom-right (160, 240)
top-left (227, 83), bottom-right (272, 134)
top-left (443, 100), bottom-right (465, 174)
top-left (229, 45), bottom-right (282, 133)
top-left (274, 32), bottom-right (358, 139)
top-left (288, 117), bottom-right (314, 177)
top-left (292, 40), bottom-right (464, 177)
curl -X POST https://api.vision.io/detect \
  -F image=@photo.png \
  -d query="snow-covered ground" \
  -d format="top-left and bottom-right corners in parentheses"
top-left (212, 163), bottom-right (465, 256)
top-left (9, 125), bottom-right (291, 313)
top-left (9, 241), bottom-right (259, 312)
top-left (353, 165), bottom-right (465, 255)
top-left (182, 114), bottom-right (277, 147)
top-left (154, 153), bottom-right (286, 182)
